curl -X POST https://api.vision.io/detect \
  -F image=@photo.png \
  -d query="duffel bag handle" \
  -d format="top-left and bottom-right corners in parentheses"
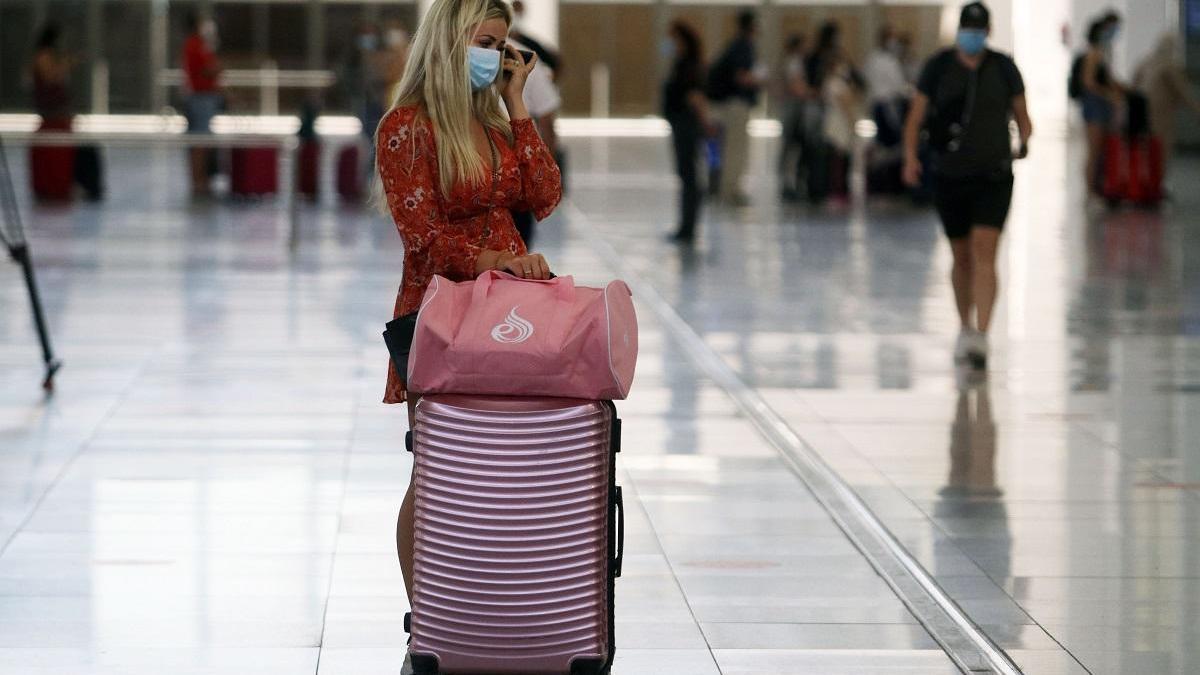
top-left (471, 269), bottom-right (575, 305)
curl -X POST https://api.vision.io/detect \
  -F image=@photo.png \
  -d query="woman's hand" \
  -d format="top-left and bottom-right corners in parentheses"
top-left (500, 44), bottom-right (536, 119)
top-left (495, 251), bottom-right (551, 280)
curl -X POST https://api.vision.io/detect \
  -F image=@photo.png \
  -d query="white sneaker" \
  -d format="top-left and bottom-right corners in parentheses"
top-left (954, 328), bottom-right (974, 362)
top-left (965, 330), bottom-right (989, 369)
top-left (954, 328), bottom-right (989, 369)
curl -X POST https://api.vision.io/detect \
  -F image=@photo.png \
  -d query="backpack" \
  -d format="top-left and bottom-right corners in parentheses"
top-left (705, 51), bottom-right (737, 101)
top-left (1068, 54), bottom-right (1085, 100)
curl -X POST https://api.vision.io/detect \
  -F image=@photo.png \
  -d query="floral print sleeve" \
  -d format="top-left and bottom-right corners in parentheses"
top-left (377, 108), bottom-right (482, 281)
top-left (510, 118), bottom-right (562, 221)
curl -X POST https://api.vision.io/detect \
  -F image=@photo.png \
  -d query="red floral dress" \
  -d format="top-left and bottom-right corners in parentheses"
top-left (377, 105), bottom-right (562, 404)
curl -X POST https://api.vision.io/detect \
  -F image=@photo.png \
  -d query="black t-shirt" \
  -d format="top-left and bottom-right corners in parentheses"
top-left (663, 58), bottom-right (704, 120)
top-left (706, 37), bottom-right (757, 105)
top-left (918, 48), bottom-right (1024, 178)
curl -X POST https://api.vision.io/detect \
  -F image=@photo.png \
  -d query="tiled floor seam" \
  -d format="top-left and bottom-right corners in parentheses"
top-left (617, 469), bottom-right (725, 673)
top-left (565, 202), bottom-right (1029, 675)
top-left (313, 347), bottom-right (367, 674)
top-left (0, 340), bottom-right (163, 558)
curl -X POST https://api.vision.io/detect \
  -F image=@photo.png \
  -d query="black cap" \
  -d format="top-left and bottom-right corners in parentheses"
top-left (960, 2), bottom-right (990, 29)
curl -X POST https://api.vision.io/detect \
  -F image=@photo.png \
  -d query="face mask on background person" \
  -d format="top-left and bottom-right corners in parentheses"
top-left (660, 38), bottom-right (676, 59)
top-left (468, 46), bottom-right (501, 91)
top-left (1102, 25), bottom-right (1119, 44)
top-left (358, 33), bottom-right (378, 51)
top-left (956, 29), bottom-right (987, 56)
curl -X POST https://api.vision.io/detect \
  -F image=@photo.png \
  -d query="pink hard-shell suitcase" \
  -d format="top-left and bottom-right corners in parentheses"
top-left (404, 394), bottom-right (624, 675)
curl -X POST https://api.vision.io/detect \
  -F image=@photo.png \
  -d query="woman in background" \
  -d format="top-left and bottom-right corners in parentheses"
top-left (662, 20), bottom-right (712, 244)
top-left (1079, 16), bottom-right (1122, 195)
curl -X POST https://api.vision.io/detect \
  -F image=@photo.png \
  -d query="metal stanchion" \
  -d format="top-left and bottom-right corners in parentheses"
top-left (0, 137), bottom-right (62, 392)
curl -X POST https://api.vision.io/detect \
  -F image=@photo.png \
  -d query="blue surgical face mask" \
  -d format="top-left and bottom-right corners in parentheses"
top-left (467, 46), bottom-right (501, 91)
top-left (956, 28), bottom-right (987, 56)
top-left (1102, 25), bottom-right (1118, 44)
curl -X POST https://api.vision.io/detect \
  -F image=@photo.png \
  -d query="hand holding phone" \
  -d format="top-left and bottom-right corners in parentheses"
top-left (500, 44), bottom-right (537, 108)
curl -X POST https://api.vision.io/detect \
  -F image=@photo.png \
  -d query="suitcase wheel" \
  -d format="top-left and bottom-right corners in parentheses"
top-left (410, 654), bottom-right (438, 674)
top-left (570, 657), bottom-right (606, 674)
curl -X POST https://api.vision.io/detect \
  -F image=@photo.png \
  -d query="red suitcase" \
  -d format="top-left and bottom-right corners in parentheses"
top-left (30, 119), bottom-right (75, 201)
top-left (296, 140), bottom-right (320, 200)
top-left (1102, 134), bottom-right (1163, 206)
top-left (337, 144), bottom-right (362, 201)
top-left (230, 147), bottom-right (279, 196)
top-left (405, 395), bottom-right (623, 675)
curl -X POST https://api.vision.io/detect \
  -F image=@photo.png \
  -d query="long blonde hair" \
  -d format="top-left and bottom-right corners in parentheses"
top-left (381, 0), bottom-right (513, 197)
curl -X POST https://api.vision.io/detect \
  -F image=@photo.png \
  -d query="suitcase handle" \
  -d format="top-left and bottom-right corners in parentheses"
top-left (405, 431), bottom-right (414, 453)
top-left (611, 485), bottom-right (624, 578)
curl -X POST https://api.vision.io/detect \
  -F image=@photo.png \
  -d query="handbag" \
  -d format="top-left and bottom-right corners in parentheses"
top-left (382, 312), bottom-right (418, 385)
top-left (406, 270), bottom-right (638, 400)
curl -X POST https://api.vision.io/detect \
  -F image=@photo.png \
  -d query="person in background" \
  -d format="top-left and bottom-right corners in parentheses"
top-left (778, 33), bottom-right (812, 202)
top-left (509, 0), bottom-right (561, 76)
top-left (821, 50), bottom-right (860, 204)
top-left (1133, 33), bottom-right (1200, 170)
top-left (182, 13), bottom-right (223, 199)
top-left (29, 23), bottom-right (103, 201)
top-left (30, 24), bottom-right (74, 129)
top-left (1079, 14), bottom-right (1122, 195)
top-left (902, 2), bottom-right (1032, 370)
top-left (706, 10), bottom-right (762, 207)
top-left (509, 37), bottom-right (562, 248)
top-left (864, 24), bottom-right (910, 145)
top-left (663, 20), bottom-right (713, 244)
top-left (803, 21), bottom-right (860, 204)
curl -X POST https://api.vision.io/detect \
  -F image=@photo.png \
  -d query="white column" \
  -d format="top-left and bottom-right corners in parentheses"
top-left (519, 0), bottom-right (559, 48)
top-left (416, 0), bottom-right (559, 46)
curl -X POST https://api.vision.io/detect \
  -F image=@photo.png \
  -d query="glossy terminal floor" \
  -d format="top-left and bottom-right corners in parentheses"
top-left (0, 130), bottom-right (1197, 675)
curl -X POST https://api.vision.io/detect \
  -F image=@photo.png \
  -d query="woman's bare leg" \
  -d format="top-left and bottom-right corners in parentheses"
top-left (397, 398), bottom-right (418, 603)
top-left (971, 227), bottom-right (1002, 333)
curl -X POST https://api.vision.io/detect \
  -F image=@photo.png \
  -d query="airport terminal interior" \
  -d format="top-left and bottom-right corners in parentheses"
top-left (1, 0), bottom-right (1199, 674)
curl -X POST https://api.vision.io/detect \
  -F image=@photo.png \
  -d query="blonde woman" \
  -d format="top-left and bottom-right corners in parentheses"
top-left (375, 0), bottom-right (562, 628)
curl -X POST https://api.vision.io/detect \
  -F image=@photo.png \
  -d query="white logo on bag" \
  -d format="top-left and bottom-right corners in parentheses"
top-left (491, 306), bottom-right (534, 344)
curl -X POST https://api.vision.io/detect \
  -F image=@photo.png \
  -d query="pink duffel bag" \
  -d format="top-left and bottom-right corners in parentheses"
top-left (407, 270), bottom-right (638, 400)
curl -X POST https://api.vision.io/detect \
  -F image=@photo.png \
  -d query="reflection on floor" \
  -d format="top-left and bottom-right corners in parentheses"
top-left (0, 134), bottom-right (1196, 675)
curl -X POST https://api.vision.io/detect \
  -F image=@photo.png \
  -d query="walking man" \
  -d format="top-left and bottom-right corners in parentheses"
top-left (902, 2), bottom-right (1032, 369)
top-left (707, 10), bottom-right (762, 206)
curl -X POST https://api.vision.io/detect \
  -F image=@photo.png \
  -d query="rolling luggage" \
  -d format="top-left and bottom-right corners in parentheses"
top-left (296, 140), bottom-right (320, 200)
top-left (405, 395), bottom-right (623, 675)
top-left (230, 147), bottom-right (279, 196)
top-left (337, 144), bottom-right (361, 201)
top-left (30, 119), bottom-right (75, 201)
top-left (1102, 134), bottom-right (1163, 207)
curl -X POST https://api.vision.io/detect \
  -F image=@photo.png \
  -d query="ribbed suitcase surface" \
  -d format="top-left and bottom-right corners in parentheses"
top-left (409, 395), bottom-right (619, 675)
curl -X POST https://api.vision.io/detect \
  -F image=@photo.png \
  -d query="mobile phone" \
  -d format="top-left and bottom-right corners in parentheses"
top-left (517, 49), bottom-right (534, 64)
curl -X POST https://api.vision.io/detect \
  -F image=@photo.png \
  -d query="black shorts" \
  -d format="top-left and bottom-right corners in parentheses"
top-left (934, 172), bottom-right (1014, 239)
